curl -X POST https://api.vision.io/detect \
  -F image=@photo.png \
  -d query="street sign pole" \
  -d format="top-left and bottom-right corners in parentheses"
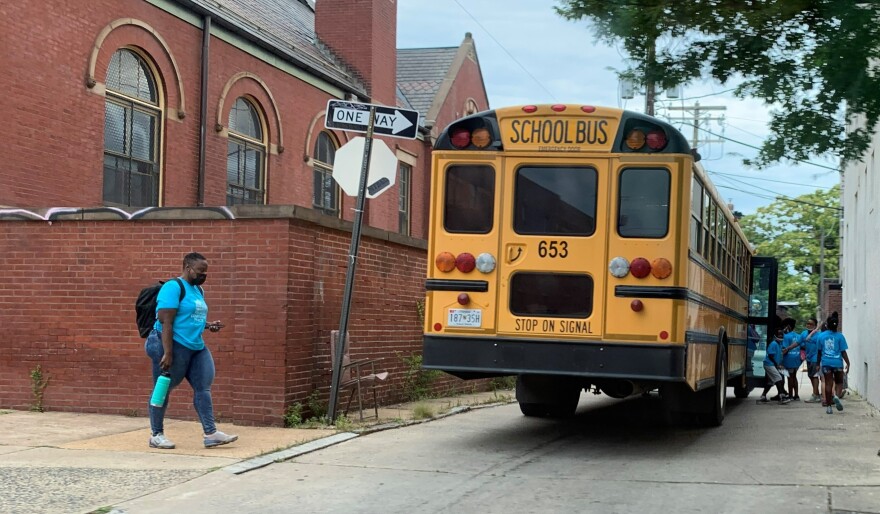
top-left (328, 105), bottom-right (376, 422)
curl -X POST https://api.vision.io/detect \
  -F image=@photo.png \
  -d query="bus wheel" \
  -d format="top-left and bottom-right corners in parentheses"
top-left (698, 344), bottom-right (727, 427)
top-left (733, 385), bottom-right (751, 399)
top-left (519, 402), bottom-right (548, 417)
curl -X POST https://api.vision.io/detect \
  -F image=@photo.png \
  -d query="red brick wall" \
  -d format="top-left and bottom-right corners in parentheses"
top-left (0, 210), bottom-right (483, 426)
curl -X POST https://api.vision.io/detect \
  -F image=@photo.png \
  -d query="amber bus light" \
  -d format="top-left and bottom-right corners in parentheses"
top-left (471, 128), bottom-right (492, 148)
top-left (435, 252), bottom-right (456, 272)
top-left (625, 129), bottom-right (646, 150)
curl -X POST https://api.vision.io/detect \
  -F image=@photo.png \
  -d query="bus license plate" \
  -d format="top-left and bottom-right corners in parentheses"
top-left (448, 309), bottom-right (482, 328)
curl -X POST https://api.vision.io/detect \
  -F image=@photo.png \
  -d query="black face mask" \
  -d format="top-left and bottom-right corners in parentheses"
top-left (192, 274), bottom-right (207, 286)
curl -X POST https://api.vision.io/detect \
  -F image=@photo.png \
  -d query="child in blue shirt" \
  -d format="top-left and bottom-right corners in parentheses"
top-left (801, 318), bottom-right (822, 402)
top-left (759, 327), bottom-right (791, 404)
top-left (780, 318), bottom-right (803, 400)
top-left (817, 313), bottom-right (850, 414)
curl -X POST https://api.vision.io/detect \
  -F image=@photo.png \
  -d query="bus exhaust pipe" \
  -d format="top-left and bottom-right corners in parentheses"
top-left (599, 381), bottom-right (650, 399)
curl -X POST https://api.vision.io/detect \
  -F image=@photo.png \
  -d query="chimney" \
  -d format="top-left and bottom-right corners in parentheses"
top-left (315, 0), bottom-right (397, 106)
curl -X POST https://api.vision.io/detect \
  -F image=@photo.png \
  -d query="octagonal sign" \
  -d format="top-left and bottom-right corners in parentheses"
top-left (332, 137), bottom-right (398, 198)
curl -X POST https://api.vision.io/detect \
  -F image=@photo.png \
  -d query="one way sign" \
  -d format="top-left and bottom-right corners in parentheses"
top-left (325, 100), bottom-right (419, 139)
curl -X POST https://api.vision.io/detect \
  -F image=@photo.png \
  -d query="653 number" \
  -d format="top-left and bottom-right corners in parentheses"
top-left (537, 240), bottom-right (568, 258)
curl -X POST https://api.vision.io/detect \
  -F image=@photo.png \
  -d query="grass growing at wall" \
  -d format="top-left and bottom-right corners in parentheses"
top-left (401, 352), bottom-right (440, 402)
top-left (30, 365), bottom-right (49, 412)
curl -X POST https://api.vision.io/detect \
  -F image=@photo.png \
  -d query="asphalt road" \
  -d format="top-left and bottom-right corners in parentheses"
top-left (116, 391), bottom-right (880, 514)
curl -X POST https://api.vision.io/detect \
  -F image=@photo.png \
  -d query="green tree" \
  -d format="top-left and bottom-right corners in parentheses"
top-left (555, 1), bottom-right (880, 166)
top-left (738, 186), bottom-right (841, 320)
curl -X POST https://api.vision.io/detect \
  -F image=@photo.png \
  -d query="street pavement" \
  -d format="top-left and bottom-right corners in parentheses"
top-left (110, 388), bottom-right (880, 514)
top-left (0, 391), bottom-right (512, 514)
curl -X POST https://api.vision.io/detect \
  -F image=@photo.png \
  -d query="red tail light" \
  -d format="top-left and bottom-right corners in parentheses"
top-left (455, 253), bottom-right (476, 273)
top-left (630, 257), bottom-right (651, 278)
top-left (646, 130), bottom-right (668, 150)
top-left (457, 293), bottom-right (470, 305)
top-left (551, 104), bottom-right (567, 112)
top-left (522, 105), bottom-right (538, 113)
top-left (450, 128), bottom-right (471, 149)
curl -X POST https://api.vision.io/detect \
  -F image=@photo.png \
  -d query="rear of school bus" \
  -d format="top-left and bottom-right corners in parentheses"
top-left (422, 105), bottom-right (725, 422)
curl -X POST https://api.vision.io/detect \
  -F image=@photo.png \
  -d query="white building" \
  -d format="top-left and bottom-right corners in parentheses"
top-left (841, 111), bottom-right (880, 408)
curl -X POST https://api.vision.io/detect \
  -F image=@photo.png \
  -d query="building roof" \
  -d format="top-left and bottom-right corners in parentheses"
top-left (396, 47), bottom-right (459, 116)
top-left (182, 0), bottom-right (466, 123)
top-left (186, 0), bottom-right (364, 94)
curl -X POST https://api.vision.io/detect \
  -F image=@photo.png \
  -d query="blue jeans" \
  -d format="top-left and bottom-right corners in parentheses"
top-left (145, 330), bottom-right (216, 436)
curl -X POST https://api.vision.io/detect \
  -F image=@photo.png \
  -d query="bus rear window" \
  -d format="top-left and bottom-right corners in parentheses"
top-left (618, 167), bottom-right (670, 238)
top-left (509, 272), bottom-right (593, 318)
top-left (514, 166), bottom-right (597, 235)
top-left (443, 165), bottom-right (495, 233)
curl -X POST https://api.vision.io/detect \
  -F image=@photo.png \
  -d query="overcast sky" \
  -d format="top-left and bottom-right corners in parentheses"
top-left (396, 0), bottom-right (841, 216)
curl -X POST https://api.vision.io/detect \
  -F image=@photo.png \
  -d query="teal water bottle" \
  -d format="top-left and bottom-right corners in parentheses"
top-left (150, 372), bottom-right (171, 407)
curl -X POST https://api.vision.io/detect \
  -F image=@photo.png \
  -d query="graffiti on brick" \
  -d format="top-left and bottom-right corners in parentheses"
top-left (0, 206), bottom-right (236, 221)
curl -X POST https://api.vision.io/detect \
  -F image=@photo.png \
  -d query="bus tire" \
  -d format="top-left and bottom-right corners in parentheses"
top-left (733, 385), bottom-right (751, 399)
top-left (698, 344), bottom-right (727, 427)
top-left (519, 402), bottom-right (548, 417)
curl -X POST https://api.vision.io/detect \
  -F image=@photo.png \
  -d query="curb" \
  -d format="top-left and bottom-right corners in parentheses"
top-left (222, 432), bottom-right (359, 474)
top-left (224, 400), bottom-right (511, 475)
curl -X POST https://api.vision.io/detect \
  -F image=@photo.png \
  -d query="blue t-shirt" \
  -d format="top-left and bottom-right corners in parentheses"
top-left (781, 331), bottom-right (803, 369)
top-left (803, 330), bottom-right (820, 364)
top-left (153, 278), bottom-right (207, 350)
top-left (818, 331), bottom-right (848, 369)
top-left (764, 340), bottom-right (782, 367)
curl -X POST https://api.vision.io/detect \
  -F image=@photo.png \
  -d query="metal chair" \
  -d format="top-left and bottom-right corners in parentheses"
top-left (330, 330), bottom-right (389, 420)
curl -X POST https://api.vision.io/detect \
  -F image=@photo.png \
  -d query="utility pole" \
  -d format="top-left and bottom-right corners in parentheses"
top-left (818, 230), bottom-right (826, 322)
top-left (665, 101), bottom-right (726, 149)
top-left (645, 40), bottom-right (656, 116)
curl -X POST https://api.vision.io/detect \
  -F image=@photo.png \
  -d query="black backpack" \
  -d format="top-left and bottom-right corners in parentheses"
top-left (135, 278), bottom-right (186, 338)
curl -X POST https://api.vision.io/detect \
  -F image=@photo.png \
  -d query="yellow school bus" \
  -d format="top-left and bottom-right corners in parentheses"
top-left (422, 104), bottom-right (774, 426)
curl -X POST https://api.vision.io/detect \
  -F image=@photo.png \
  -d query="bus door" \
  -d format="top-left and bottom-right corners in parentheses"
top-left (496, 158), bottom-right (609, 340)
top-left (746, 256), bottom-right (779, 386)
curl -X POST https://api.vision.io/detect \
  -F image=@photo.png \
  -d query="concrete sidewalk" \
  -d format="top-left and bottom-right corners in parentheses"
top-left (0, 390), bottom-right (513, 514)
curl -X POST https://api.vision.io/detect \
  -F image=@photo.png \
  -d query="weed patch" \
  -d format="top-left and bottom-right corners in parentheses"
top-left (30, 365), bottom-right (49, 412)
top-left (400, 352), bottom-right (440, 401)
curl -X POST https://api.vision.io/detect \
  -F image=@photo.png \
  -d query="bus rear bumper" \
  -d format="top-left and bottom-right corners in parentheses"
top-left (423, 335), bottom-right (686, 382)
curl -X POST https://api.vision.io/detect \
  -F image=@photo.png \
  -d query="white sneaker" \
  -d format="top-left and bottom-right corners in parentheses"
top-left (204, 430), bottom-right (238, 448)
top-left (149, 433), bottom-right (175, 449)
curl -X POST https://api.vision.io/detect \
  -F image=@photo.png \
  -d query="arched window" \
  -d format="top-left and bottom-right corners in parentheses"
top-left (465, 99), bottom-right (479, 116)
top-left (313, 132), bottom-right (339, 216)
top-left (103, 48), bottom-right (161, 207)
top-left (226, 97), bottom-right (266, 205)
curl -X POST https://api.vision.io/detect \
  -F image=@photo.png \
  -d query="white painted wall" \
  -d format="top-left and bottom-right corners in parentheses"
top-left (841, 111), bottom-right (880, 408)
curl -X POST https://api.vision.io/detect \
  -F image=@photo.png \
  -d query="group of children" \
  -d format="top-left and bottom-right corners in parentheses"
top-left (760, 312), bottom-right (850, 415)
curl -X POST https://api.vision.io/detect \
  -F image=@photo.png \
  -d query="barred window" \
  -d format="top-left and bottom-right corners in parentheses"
top-left (313, 132), bottom-right (339, 216)
top-left (226, 98), bottom-right (266, 205)
top-left (398, 162), bottom-right (412, 235)
top-left (103, 49), bottom-right (161, 207)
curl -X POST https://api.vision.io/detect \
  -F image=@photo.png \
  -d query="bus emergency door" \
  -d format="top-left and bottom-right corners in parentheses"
top-left (496, 158), bottom-right (609, 340)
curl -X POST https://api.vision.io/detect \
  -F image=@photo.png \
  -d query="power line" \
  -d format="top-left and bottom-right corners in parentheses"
top-left (451, 0), bottom-right (558, 101)
top-left (679, 122), bottom-right (840, 171)
top-left (706, 170), bottom-right (834, 190)
top-left (713, 183), bottom-right (842, 211)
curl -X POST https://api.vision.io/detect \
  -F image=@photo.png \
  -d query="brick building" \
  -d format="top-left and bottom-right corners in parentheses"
top-left (0, 0), bottom-right (490, 424)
